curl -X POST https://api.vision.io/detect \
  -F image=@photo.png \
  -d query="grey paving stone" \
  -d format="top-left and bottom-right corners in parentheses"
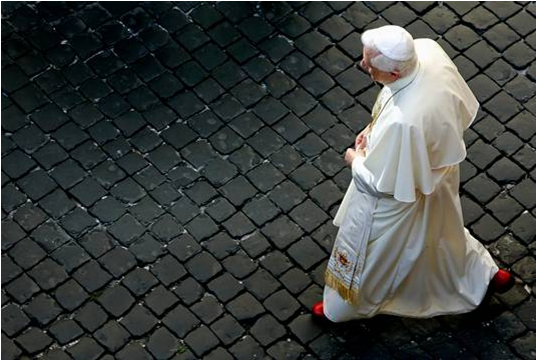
top-left (120, 304), bottom-right (158, 337)
top-left (116, 152), bottom-right (148, 175)
top-left (2, 184), bottom-right (27, 214)
top-left (484, 1), bottom-right (521, 19)
top-left (185, 181), bottom-right (218, 205)
top-left (150, 254), bottom-right (187, 286)
top-left (60, 206), bottom-right (98, 237)
top-left (130, 196), bottom-right (165, 225)
top-left (15, 327), bottom-right (53, 355)
top-left (167, 233), bottom-right (202, 262)
top-left (269, 144), bottom-right (304, 175)
top-left (290, 163), bottom-right (325, 190)
top-left (210, 314), bottom-right (245, 346)
top-left (185, 251), bottom-right (222, 283)
top-left (185, 214), bottom-right (219, 241)
top-left (2, 303), bottom-right (30, 336)
top-left (133, 165), bottom-right (166, 191)
top-left (297, 284), bottom-right (323, 309)
top-left (209, 126), bottom-right (244, 155)
top-left (27, 258), bottom-right (68, 291)
top-left (225, 292), bottom-right (265, 322)
top-left (222, 212), bottom-right (256, 238)
top-left (512, 257), bottom-right (536, 284)
top-left (203, 232), bottom-right (239, 260)
top-left (243, 268), bottom-right (281, 301)
top-left (203, 157), bottom-right (238, 187)
top-left (66, 336), bottom-right (104, 360)
top-left (288, 314), bottom-right (324, 344)
top-left (490, 311), bottom-right (528, 340)
top-left (191, 294), bottom-right (224, 324)
top-left (24, 293), bottom-right (62, 326)
top-left (246, 162), bottom-right (286, 192)
top-left (510, 331), bottom-right (536, 359)
top-left (163, 304), bottom-right (200, 338)
top-left (108, 214), bottom-right (145, 245)
top-left (173, 277), bottom-right (204, 306)
top-left (94, 320), bottom-right (130, 353)
top-left (203, 346), bottom-right (234, 360)
top-left (268, 339), bottom-right (307, 359)
top-left (4, 274), bottom-right (40, 304)
top-left (122, 267), bottom-right (158, 297)
top-left (289, 199), bottom-right (329, 233)
top-left (239, 231), bottom-right (271, 258)
top-left (229, 335), bottom-right (267, 360)
top-left (261, 215), bottom-right (304, 249)
top-left (222, 252), bottom-right (258, 279)
top-left (53, 279), bottom-right (89, 312)
top-left (505, 114), bottom-right (535, 149)
top-left (17, 169), bottom-right (57, 201)
top-left (247, 127), bottom-right (286, 158)
top-left (264, 289), bottom-right (301, 322)
top-left (112, 171), bottom-right (149, 201)
top-left (146, 327), bottom-right (179, 359)
top-left (73, 259), bottom-right (113, 293)
top-left (486, 193), bottom-right (525, 225)
top-left (509, 178), bottom-right (536, 210)
top-left (144, 284), bottom-right (179, 316)
top-left (79, 230), bottom-right (115, 258)
top-left (8, 237), bottom-right (46, 270)
top-left (250, 314), bottom-right (287, 346)
top-left (0, 221), bottom-right (22, 251)
top-left (97, 284), bottom-right (135, 318)
top-left (99, 246), bottom-right (137, 278)
top-left (185, 325), bottom-right (221, 357)
top-left (513, 297), bottom-right (536, 332)
top-left (38, 188), bottom-right (77, 219)
top-left (310, 333), bottom-right (349, 359)
top-left (129, 233), bottom-right (165, 263)
top-left (253, 96), bottom-right (289, 125)
top-left (207, 273), bottom-right (244, 303)
top-left (70, 141), bottom-right (107, 170)
top-left (509, 211), bottom-right (536, 245)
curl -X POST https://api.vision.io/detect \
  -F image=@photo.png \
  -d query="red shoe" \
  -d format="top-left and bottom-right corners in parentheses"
top-left (491, 270), bottom-right (515, 293)
top-left (312, 301), bottom-right (325, 318)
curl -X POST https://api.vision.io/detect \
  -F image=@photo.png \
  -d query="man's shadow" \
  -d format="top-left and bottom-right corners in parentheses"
top-left (313, 287), bottom-right (514, 359)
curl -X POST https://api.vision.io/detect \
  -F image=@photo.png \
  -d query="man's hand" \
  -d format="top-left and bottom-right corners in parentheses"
top-left (345, 148), bottom-right (366, 167)
top-left (355, 125), bottom-right (371, 150)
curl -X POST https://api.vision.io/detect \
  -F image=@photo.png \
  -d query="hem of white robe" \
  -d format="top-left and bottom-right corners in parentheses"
top-left (323, 263), bottom-right (499, 323)
top-left (323, 294), bottom-right (483, 322)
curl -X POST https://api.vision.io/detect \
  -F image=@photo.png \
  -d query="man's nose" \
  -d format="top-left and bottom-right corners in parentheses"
top-left (359, 59), bottom-right (367, 70)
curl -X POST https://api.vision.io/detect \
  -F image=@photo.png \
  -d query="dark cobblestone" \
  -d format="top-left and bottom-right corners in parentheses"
top-left (94, 320), bottom-right (130, 353)
top-left (150, 254), bottom-right (187, 286)
top-left (97, 284), bottom-right (135, 317)
top-left (53, 279), bottom-right (89, 311)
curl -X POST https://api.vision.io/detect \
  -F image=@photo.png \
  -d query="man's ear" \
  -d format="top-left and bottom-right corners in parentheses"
top-left (390, 71), bottom-right (401, 80)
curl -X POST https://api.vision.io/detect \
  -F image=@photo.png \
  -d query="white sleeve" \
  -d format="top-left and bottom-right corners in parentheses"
top-left (351, 156), bottom-right (392, 199)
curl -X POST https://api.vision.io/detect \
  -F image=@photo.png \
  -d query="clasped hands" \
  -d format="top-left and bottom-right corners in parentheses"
top-left (345, 125), bottom-right (370, 167)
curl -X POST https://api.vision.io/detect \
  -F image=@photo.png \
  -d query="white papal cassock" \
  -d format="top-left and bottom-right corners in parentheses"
top-left (323, 38), bottom-right (499, 321)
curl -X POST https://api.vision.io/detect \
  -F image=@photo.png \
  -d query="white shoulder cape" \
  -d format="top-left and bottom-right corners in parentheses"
top-left (362, 38), bottom-right (479, 203)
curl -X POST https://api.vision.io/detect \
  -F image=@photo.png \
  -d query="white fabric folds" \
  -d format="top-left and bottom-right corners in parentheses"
top-left (324, 38), bottom-right (498, 321)
top-left (363, 38), bottom-right (479, 203)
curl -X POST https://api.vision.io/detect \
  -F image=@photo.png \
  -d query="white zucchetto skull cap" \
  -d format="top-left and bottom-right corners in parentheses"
top-left (361, 25), bottom-right (415, 61)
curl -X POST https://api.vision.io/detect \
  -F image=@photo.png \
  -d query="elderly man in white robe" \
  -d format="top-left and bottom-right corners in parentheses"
top-left (312, 25), bottom-right (514, 322)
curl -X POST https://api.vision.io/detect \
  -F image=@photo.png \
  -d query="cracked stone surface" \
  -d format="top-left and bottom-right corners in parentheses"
top-left (1, 1), bottom-right (535, 360)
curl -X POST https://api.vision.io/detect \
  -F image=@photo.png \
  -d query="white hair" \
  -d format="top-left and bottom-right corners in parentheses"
top-left (361, 36), bottom-right (418, 77)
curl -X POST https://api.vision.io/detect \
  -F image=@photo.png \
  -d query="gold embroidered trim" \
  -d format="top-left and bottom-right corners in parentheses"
top-left (324, 269), bottom-right (360, 305)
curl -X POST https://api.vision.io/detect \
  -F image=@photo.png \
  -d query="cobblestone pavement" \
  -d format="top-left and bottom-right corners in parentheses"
top-left (1, 1), bottom-right (535, 359)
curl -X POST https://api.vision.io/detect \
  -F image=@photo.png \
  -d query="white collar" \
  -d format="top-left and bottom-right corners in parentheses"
top-left (385, 61), bottom-right (421, 92)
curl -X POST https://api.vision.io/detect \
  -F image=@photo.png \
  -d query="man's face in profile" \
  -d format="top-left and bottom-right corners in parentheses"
top-left (360, 47), bottom-right (400, 85)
